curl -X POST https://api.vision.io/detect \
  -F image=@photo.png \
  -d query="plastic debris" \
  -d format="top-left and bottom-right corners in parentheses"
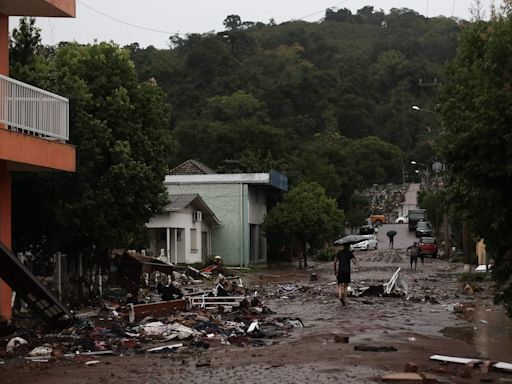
top-left (28, 346), bottom-right (53, 357)
top-left (6, 337), bottom-right (28, 353)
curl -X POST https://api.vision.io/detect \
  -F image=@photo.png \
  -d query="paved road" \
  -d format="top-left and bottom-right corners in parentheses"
top-left (375, 222), bottom-right (416, 250)
top-left (403, 182), bottom-right (420, 206)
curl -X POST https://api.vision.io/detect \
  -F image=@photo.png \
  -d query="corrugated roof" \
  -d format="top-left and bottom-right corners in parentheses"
top-left (164, 194), bottom-right (220, 226)
top-left (166, 194), bottom-right (199, 210)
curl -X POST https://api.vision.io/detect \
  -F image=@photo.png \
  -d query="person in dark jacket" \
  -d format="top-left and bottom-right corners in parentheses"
top-left (333, 244), bottom-right (358, 306)
top-left (407, 242), bottom-right (420, 270)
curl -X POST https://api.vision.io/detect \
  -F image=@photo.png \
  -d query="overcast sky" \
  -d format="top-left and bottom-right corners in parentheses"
top-left (14, 0), bottom-right (477, 49)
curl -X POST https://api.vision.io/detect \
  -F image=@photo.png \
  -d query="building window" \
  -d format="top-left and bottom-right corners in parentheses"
top-left (190, 228), bottom-right (197, 251)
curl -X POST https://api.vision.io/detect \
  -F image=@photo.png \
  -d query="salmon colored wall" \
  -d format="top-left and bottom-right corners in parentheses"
top-left (0, 129), bottom-right (76, 172)
top-left (48, 0), bottom-right (76, 17)
top-left (0, 162), bottom-right (12, 320)
top-left (0, 12), bottom-right (11, 320)
top-left (0, 3), bottom-right (76, 321)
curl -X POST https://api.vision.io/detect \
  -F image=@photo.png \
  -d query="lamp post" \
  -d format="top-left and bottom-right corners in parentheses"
top-left (411, 105), bottom-right (444, 130)
top-left (411, 105), bottom-right (451, 258)
top-left (411, 160), bottom-right (430, 190)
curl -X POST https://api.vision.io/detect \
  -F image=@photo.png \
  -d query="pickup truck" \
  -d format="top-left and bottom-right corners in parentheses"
top-left (369, 214), bottom-right (385, 225)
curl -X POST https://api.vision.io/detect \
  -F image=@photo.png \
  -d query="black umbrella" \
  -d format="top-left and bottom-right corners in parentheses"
top-left (335, 234), bottom-right (369, 245)
top-left (386, 230), bottom-right (397, 237)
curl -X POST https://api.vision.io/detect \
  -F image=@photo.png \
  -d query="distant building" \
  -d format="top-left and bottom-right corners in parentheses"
top-left (146, 160), bottom-right (287, 266)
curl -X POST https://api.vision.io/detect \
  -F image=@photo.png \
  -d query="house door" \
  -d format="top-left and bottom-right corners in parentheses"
top-left (201, 231), bottom-right (208, 262)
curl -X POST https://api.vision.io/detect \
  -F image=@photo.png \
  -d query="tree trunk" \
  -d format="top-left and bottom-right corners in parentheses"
top-left (302, 240), bottom-right (307, 268)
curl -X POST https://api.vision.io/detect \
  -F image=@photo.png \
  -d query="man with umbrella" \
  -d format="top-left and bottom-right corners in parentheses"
top-left (386, 230), bottom-right (397, 248)
top-left (333, 237), bottom-right (359, 306)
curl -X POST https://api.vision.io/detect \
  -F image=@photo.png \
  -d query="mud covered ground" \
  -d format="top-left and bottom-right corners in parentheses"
top-left (2, 224), bottom-right (512, 383)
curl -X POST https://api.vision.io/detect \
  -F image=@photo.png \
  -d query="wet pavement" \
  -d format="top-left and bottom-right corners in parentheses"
top-left (2, 223), bottom-right (512, 383)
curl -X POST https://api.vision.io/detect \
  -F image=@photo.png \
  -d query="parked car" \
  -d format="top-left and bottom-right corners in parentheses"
top-left (358, 225), bottom-right (374, 235)
top-left (352, 235), bottom-right (378, 251)
top-left (418, 236), bottom-right (438, 257)
top-left (415, 221), bottom-right (433, 237)
top-left (394, 216), bottom-right (409, 224)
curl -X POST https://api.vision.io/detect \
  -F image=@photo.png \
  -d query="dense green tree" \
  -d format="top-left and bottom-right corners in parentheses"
top-left (12, 40), bottom-right (175, 254)
top-left (9, 17), bottom-right (49, 85)
top-left (223, 15), bottom-right (242, 30)
top-left (439, 14), bottom-right (512, 315)
top-left (263, 182), bottom-right (344, 267)
top-left (418, 190), bottom-right (445, 229)
top-left (340, 137), bottom-right (404, 187)
top-left (9, 10), bottom-right (463, 262)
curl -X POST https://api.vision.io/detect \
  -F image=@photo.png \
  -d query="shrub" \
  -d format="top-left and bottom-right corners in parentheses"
top-left (316, 248), bottom-right (336, 261)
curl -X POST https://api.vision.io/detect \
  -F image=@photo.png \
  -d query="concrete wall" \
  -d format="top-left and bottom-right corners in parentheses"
top-left (164, 183), bottom-right (253, 266)
top-left (147, 207), bottom-right (209, 265)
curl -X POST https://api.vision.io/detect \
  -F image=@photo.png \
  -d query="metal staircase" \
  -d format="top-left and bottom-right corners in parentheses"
top-left (0, 241), bottom-right (74, 327)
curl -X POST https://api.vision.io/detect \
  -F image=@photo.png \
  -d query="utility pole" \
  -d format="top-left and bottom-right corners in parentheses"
top-left (443, 213), bottom-right (450, 258)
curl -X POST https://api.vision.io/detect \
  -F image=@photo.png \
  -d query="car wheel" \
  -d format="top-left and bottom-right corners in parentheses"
top-left (375, 243), bottom-right (378, 249)
top-left (375, 220), bottom-right (382, 226)
top-left (433, 252), bottom-right (438, 258)
top-left (397, 220), bottom-right (403, 224)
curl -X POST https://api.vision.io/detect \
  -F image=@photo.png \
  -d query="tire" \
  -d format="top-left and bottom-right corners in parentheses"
top-left (375, 220), bottom-right (382, 226)
top-left (375, 243), bottom-right (378, 250)
top-left (397, 220), bottom-right (403, 224)
top-left (433, 252), bottom-right (438, 258)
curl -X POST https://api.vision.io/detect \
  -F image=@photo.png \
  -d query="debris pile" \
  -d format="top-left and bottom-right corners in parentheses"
top-left (0, 251), bottom-right (306, 365)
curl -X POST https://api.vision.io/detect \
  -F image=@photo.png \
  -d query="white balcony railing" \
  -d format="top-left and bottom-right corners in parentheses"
top-left (0, 74), bottom-right (69, 141)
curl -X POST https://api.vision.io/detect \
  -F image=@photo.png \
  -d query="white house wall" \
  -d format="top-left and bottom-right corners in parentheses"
top-left (147, 213), bottom-right (171, 228)
top-left (146, 208), bottom-right (206, 265)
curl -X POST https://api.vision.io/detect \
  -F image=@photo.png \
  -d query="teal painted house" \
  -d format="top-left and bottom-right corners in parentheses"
top-left (151, 160), bottom-right (287, 267)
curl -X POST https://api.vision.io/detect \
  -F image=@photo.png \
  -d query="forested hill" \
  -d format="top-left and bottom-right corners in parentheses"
top-left (128, 6), bottom-right (460, 200)
top-left (7, 8), bottom-right (462, 254)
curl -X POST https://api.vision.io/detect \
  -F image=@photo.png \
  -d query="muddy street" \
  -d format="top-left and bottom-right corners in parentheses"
top-left (2, 224), bottom-right (512, 384)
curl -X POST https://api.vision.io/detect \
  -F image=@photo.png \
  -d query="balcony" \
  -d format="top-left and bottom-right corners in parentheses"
top-left (0, 74), bottom-right (69, 142)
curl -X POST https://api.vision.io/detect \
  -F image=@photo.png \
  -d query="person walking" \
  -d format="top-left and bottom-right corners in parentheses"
top-left (407, 242), bottom-right (419, 270)
top-left (386, 230), bottom-right (397, 248)
top-left (334, 244), bottom-right (358, 306)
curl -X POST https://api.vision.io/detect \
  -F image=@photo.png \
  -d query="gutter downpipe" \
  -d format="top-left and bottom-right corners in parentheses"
top-left (240, 183), bottom-right (243, 268)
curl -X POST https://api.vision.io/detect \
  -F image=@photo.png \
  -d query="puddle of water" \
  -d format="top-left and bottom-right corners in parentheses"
top-left (441, 302), bottom-right (512, 360)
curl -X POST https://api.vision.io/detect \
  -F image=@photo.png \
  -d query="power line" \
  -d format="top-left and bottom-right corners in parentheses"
top-left (78, 0), bottom-right (351, 37)
top-left (297, 0), bottom-right (350, 20)
top-left (77, 0), bottom-right (182, 35)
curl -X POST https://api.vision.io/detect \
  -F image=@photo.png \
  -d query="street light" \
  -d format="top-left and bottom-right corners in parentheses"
top-left (411, 105), bottom-right (444, 130)
top-left (410, 160), bottom-right (430, 190)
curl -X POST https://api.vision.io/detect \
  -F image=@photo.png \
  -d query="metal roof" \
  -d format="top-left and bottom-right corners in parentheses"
top-left (166, 194), bottom-right (199, 210)
top-left (164, 194), bottom-right (220, 226)
top-left (165, 173), bottom-right (270, 184)
top-left (164, 172), bottom-right (288, 192)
